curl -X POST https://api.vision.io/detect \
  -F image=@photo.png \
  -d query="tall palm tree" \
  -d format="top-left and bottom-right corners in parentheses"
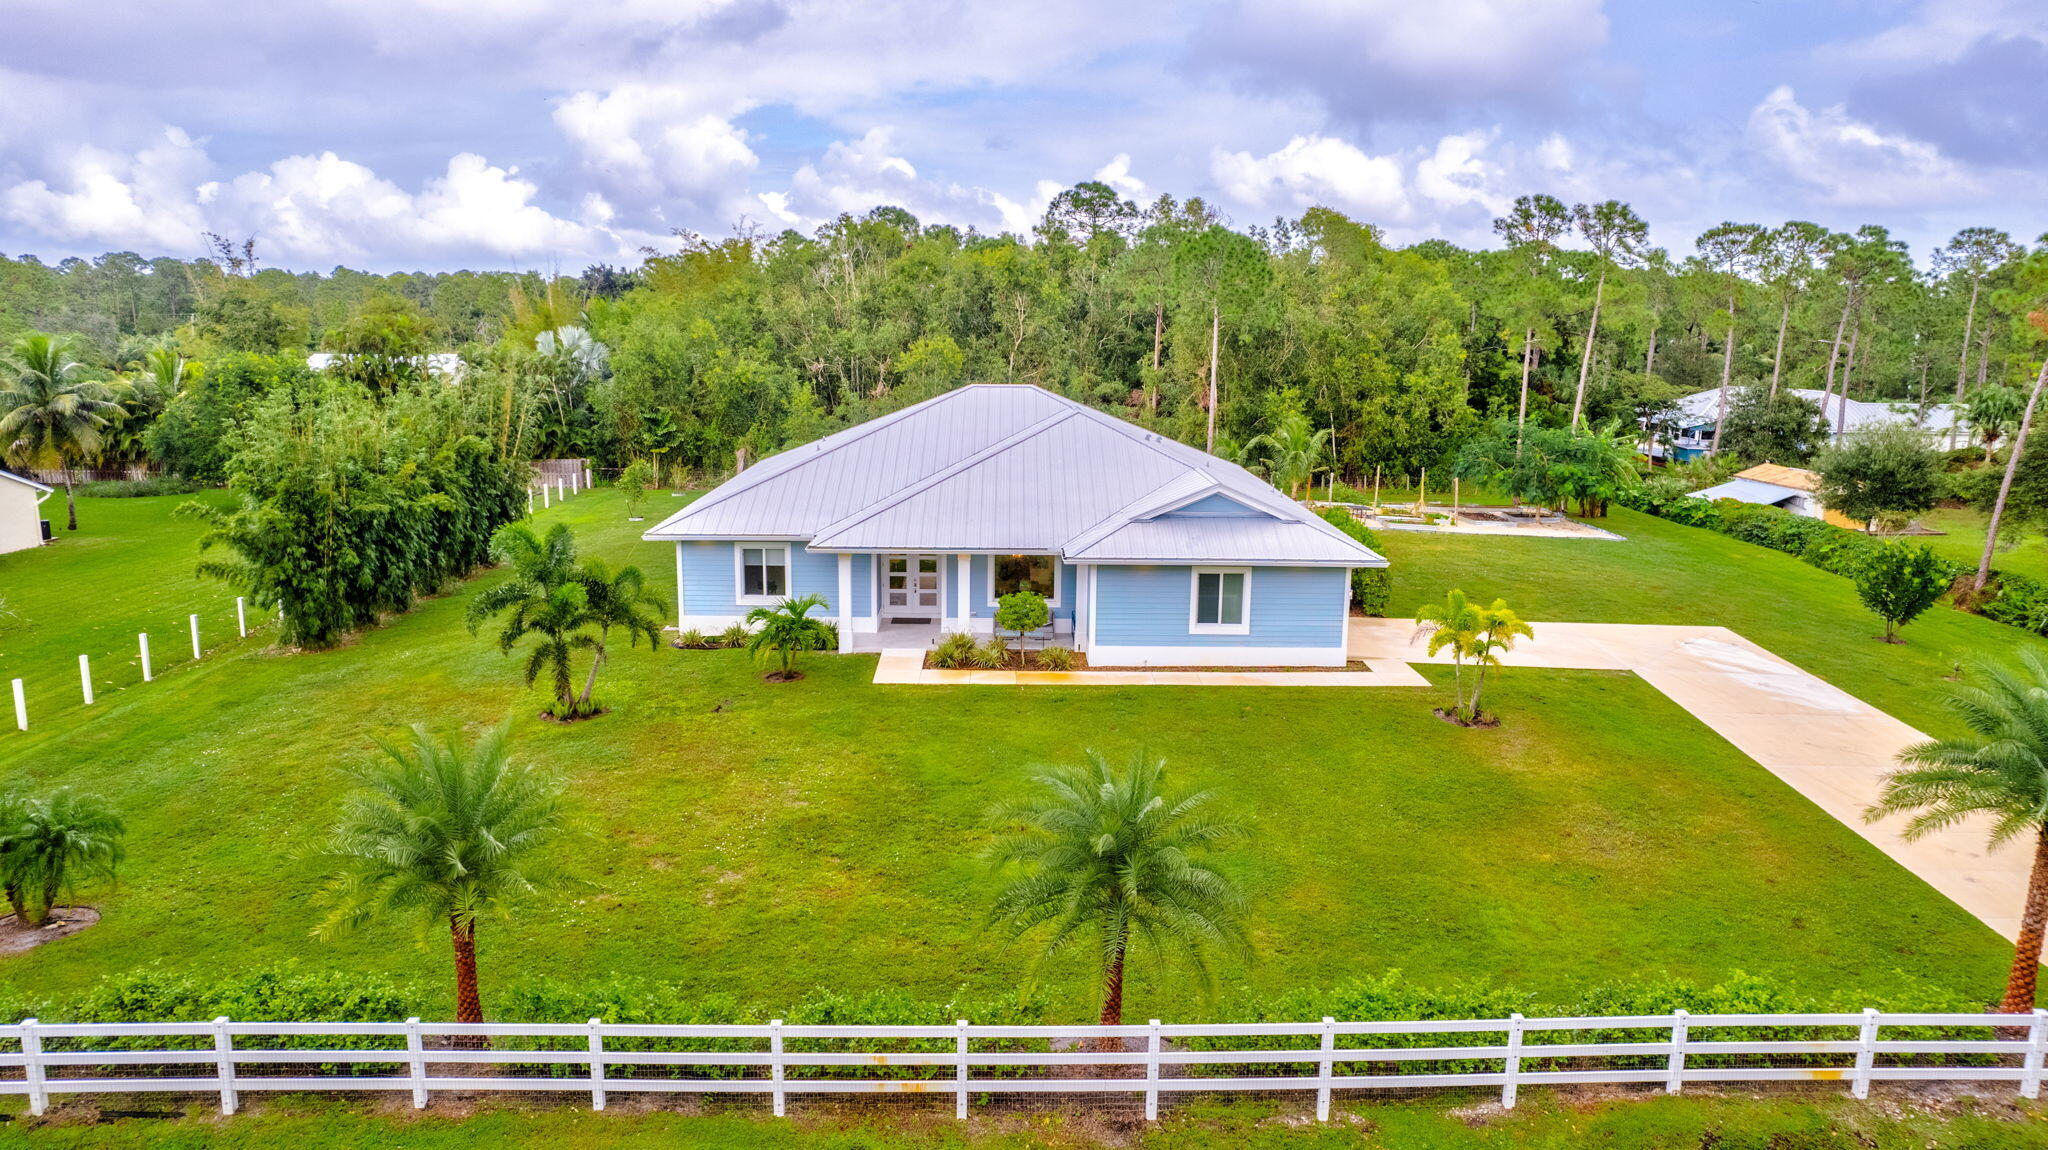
top-left (1415, 589), bottom-right (1484, 721)
top-left (0, 332), bottom-right (121, 531)
top-left (573, 557), bottom-right (666, 708)
top-left (1243, 412), bottom-right (1332, 500)
top-left (315, 723), bottom-right (570, 1029)
top-left (987, 750), bottom-right (1248, 1028)
top-left (467, 523), bottom-right (594, 717)
top-left (744, 593), bottom-right (831, 681)
top-left (0, 788), bottom-right (125, 927)
top-left (1868, 650), bottom-right (2048, 1013)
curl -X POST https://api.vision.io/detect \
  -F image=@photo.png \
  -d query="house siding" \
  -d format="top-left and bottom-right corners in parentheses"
top-left (0, 480), bottom-right (43, 556)
top-left (1092, 565), bottom-right (1344, 649)
top-left (1158, 492), bottom-right (1266, 518)
top-left (679, 540), bottom-right (840, 622)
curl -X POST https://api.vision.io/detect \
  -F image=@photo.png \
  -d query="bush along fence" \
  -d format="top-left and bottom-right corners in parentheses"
top-left (1618, 486), bottom-right (2048, 637)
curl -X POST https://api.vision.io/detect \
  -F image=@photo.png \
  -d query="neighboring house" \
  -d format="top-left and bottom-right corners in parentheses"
top-left (0, 469), bottom-right (53, 555)
top-left (642, 384), bottom-right (1387, 667)
top-left (1689, 463), bottom-right (1862, 530)
top-left (1658, 388), bottom-right (1965, 462)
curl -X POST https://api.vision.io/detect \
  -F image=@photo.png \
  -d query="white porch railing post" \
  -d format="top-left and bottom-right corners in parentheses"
top-left (1851, 1008), bottom-right (1879, 1100)
top-left (770, 1018), bottom-right (786, 1117)
top-left (139, 632), bottom-right (152, 681)
top-left (236, 597), bottom-right (247, 638)
top-left (20, 1018), bottom-right (46, 1117)
top-left (406, 1017), bottom-right (428, 1109)
top-left (587, 1018), bottom-right (607, 1111)
top-left (1500, 1014), bottom-right (1524, 1110)
top-left (954, 1019), bottom-right (969, 1120)
top-left (1665, 1010), bottom-right (1688, 1094)
top-left (212, 1016), bottom-right (238, 1115)
top-left (2024, 1009), bottom-right (2048, 1100)
top-left (1315, 1016), bottom-right (1336, 1121)
top-left (10, 679), bottom-right (23, 731)
top-left (190, 614), bottom-right (201, 660)
top-left (79, 654), bottom-right (93, 705)
top-left (1144, 1020), bottom-right (1161, 1121)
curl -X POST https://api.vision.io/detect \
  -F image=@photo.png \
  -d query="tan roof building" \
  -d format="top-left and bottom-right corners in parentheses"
top-left (1691, 463), bottom-right (1862, 530)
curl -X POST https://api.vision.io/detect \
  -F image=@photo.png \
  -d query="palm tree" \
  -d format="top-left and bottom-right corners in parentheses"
top-left (1867, 650), bottom-right (2048, 1013)
top-left (1415, 589), bottom-right (1484, 721)
top-left (744, 593), bottom-right (832, 681)
top-left (573, 557), bottom-right (666, 709)
top-left (467, 523), bottom-right (594, 717)
top-left (0, 788), bottom-right (125, 927)
top-left (1466, 601), bottom-right (1534, 722)
top-left (1243, 412), bottom-right (1332, 499)
top-left (0, 332), bottom-right (121, 531)
top-left (315, 723), bottom-right (570, 1029)
top-left (987, 750), bottom-right (1248, 1028)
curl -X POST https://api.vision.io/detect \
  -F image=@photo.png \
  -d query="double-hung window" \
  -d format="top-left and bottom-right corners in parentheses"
top-left (1189, 568), bottom-right (1250, 635)
top-left (736, 545), bottom-right (789, 604)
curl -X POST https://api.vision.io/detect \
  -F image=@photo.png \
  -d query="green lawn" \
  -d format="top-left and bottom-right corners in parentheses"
top-left (0, 489), bottom-right (2019, 1020)
top-left (6, 1095), bottom-right (2045, 1149)
top-left (1915, 504), bottom-right (2048, 584)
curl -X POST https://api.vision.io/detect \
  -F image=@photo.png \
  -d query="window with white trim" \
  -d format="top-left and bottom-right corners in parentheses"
top-left (1189, 568), bottom-right (1250, 635)
top-left (736, 545), bottom-right (789, 604)
top-left (990, 554), bottom-right (1060, 606)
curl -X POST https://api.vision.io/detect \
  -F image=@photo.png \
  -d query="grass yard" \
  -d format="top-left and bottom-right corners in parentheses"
top-left (0, 488), bottom-right (2020, 1020)
top-left (1913, 504), bottom-right (2048, 584)
top-left (6, 1094), bottom-right (2047, 1149)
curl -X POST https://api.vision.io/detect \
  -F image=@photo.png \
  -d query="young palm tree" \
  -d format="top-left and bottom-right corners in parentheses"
top-left (0, 332), bottom-right (121, 531)
top-left (1466, 601), bottom-right (1534, 722)
top-left (0, 788), bottom-right (125, 927)
top-left (467, 523), bottom-right (594, 717)
top-left (1868, 650), bottom-right (2048, 1013)
top-left (1414, 589), bottom-right (1484, 721)
top-left (744, 593), bottom-right (831, 681)
top-left (1243, 412), bottom-right (1333, 499)
top-left (987, 750), bottom-right (1248, 1028)
top-left (573, 557), bottom-right (666, 709)
top-left (315, 723), bottom-right (570, 1029)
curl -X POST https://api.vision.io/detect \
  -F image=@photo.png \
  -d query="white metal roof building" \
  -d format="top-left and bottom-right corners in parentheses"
top-left (643, 384), bottom-right (1384, 667)
top-left (0, 469), bottom-right (54, 556)
top-left (1665, 389), bottom-right (1967, 458)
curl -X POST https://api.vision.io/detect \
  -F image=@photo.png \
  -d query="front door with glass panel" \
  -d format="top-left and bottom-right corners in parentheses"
top-left (884, 554), bottom-right (941, 618)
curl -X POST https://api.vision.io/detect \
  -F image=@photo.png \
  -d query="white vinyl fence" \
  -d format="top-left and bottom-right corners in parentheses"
top-left (4, 1010), bottom-right (2045, 1120)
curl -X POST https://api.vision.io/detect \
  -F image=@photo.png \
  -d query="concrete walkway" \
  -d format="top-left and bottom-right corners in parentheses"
top-left (1348, 618), bottom-right (2029, 940)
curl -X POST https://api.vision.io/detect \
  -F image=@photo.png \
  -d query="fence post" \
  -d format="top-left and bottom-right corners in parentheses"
top-left (79, 654), bottom-right (93, 705)
top-left (213, 1016), bottom-right (238, 1115)
top-left (527, 490), bottom-right (534, 516)
top-left (2024, 1009), bottom-right (2048, 1100)
top-left (587, 1017), bottom-right (607, 1111)
top-left (190, 614), bottom-right (201, 659)
top-left (10, 679), bottom-right (23, 732)
top-left (1851, 1008), bottom-right (1879, 1100)
top-left (770, 1018), bottom-right (786, 1118)
top-left (139, 632), bottom-right (152, 681)
top-left (1144, 1019), bottom-right (1161, 1122)
top-left (20, 1018), bottom-right (46, 1117)
top-left (543, 484), bottom-right (551, 509)
top-left (1500, 1013), bottom-right (1524, 1110)
top-left (955, 1019), bottom-right (970, 1120)
top-left (1315, 1016), bottom-right (1336, 1121)
top-left (406, 1017), bottom-right (428, 1109)
top-left (236, 597), bottom-right (247, 638)
top-left (1665, 1010), bottom-right (1688, 1094)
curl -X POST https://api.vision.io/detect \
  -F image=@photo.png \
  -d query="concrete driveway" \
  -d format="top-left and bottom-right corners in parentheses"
top-left (1349, 618), bottom-right (2029, 941)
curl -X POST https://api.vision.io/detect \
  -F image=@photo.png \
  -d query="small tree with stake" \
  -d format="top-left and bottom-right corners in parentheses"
top-left (1854, 543), bottom-right (1949, 643)
top-left (617, 459), bottom-right (655, 521)
top-left (995, 591), bottom-right (1050, 658)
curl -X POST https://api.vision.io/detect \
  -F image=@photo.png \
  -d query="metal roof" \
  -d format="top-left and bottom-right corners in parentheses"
top-left (1673, 388), bottom-right (1965, 435)
top-left (644, 384), bottom-right (1385, 568)
top-left (0, 469), bottom-right (53, 493)
top-left (1689, 477), bottom-right (1805, 507)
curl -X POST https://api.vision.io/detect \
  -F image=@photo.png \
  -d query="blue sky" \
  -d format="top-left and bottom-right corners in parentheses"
top-left (0, 0), bottom-right (2040, 273)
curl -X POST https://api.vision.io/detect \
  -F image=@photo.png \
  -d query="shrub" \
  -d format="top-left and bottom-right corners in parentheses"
top-left (969, 636), bottom-right (1010, 669)
top-left (76, 476), bottom-right (205, 498)
top-left (676, 628), bottom-right (709, 649)
top-left (717, 622), bottom-right (751, 648)
top-left (1855, 543), bottom-right (1951, 642)
top-left (1316, 506), bottom-right (1391, 616)
top-left (930, 632), bottom-right (976, 668)
top-left (994, 590), bottom-right (1049, 643)
top-left (1983, 573), bottom-right (2048, 632)
top-left (1037, 645), bottom-right (1076, 671)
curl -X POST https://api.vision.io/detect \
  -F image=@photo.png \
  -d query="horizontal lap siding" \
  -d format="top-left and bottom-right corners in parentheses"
top-left (1094, 565), bottom-right (1343, 648)
top-left (680, 541), bottom-right (839, 615)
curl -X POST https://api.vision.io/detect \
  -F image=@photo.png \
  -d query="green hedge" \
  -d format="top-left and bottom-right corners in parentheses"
top-left (1317, 506), bottom-right (1391, 617)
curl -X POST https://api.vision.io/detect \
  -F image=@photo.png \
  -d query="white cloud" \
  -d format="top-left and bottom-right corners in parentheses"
top-left (1823, 0), bottom-right (2048, 67)
top-left (759, 127), bottom-right (1057, 234)
top-left (1092, 154), bottom-right (1148, 200)
top-left (1212, 135), bottom-right (1408, 219)
top-left (1745, 85), bottom-right (1977, 207)
top-left (1414, 130), bottom-right (1508, 214)
top-left (552, 85), bottom-right (758, 210)
top-left (2, 128), bottom-right (211, 250)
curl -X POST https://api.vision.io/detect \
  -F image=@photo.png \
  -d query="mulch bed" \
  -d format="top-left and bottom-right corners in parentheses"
top-left (0, 907), bottom-right (99, 955)
top-left (923, 650), bottom-right (1089, 672)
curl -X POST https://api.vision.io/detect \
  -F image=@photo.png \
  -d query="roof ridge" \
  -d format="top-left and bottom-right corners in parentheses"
top-left (808, 407), bottom-right (1081, 545)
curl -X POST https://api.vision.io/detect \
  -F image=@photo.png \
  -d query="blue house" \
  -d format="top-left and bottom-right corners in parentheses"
top-left (642, 384), bottom-right (1386, 667)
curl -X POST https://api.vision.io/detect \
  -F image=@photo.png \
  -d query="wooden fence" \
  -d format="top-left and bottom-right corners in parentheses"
top-left (3, 1010), bottom-right (2044, 1120)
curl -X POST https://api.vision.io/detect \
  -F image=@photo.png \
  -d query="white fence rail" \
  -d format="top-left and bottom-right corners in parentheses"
top-left (2, 1010), bottom-right (2044, 1119)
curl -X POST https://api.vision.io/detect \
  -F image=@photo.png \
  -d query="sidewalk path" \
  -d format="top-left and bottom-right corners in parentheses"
top-left (1348, 618), bottom-right (2028, 940)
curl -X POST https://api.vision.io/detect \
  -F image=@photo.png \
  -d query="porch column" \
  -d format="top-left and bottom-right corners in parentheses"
top-left (673, 541), bottom-right (685, 631)
top-left (836, 554), bottom-right (853, 654)
top-left (956, 553), bottom-right (972, 633)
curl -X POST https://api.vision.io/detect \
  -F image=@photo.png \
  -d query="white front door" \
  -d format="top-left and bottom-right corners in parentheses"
top-left (883, 554), bottom-right (942, 614)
